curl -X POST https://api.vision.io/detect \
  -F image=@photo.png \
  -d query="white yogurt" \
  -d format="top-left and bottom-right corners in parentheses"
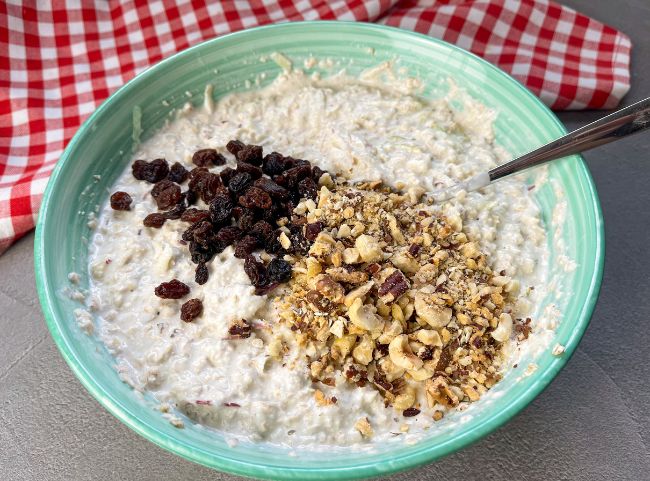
top-left (87, 68), bottom-right (551, 447)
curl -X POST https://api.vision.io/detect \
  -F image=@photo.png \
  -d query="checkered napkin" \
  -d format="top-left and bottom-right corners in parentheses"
top-left (0, 1), bottom-right (631, 255)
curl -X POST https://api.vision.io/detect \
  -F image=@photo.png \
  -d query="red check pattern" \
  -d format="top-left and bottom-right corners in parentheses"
top-left (0, 0), bottom-right (632, 254)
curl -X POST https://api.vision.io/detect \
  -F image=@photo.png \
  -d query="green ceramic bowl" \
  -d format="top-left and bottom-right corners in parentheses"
top-left (35, 22), bottom-right (604, 480)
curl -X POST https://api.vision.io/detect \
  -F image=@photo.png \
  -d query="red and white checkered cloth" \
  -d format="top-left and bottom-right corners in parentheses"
top-left (0, 1), bottom-right (632, 255)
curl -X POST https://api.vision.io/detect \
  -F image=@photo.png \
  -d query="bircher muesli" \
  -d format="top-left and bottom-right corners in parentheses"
top-left (77, 63), bottom-right (553, 447)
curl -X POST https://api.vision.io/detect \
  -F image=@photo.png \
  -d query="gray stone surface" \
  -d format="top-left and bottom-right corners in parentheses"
top-left (1, 1), bottom-right (649, 479)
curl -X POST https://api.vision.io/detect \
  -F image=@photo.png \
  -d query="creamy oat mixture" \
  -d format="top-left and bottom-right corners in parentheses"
top-left (85, 67), bottom-right (550, 447)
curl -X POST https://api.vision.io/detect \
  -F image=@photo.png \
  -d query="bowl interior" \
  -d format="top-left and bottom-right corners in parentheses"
top-left (35, 22), bottom-right (603, 480)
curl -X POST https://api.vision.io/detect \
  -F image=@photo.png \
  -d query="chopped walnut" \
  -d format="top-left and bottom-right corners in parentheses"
top-left (228, 319), bottom-right (252, 339)
top-left (272, 177), bottom-right (531, 417)
top-left (314, 274), bottom-right (345, 303)
top-left (378, 269), bottom-right (409, 303)
top-left (326, 267), bottom-right (369, 284)
top-left (354, 417), bottom-right (373, 438)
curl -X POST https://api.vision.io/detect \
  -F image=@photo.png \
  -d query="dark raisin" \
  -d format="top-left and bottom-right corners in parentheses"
top-left (312, 166), bottom-right (326, 182)
top-left (253, 177), bottom-right (289, 200)
top-left (189, 241), bottom-right (218, 264)
top-left (228, 172), bottom-right (252, 195)
top-left (189, 168), bottom-right (219, 191)
top-left (267, 258), bottom-right (292, 283)
top-left (183, 189), bottom-right (198, 206)
top-left (195, 262), bottom-right (209, 285)
top-left (180, 298), bottom-right (203, 322)
top-left (235, 144), bottom-right (263, 166)
top-left (298, 177), bottom-right (318, 200)
top-left (254, 282), bottom-right (280, 296)
top-left (151, 180), bottom-right (182, 210)
top-left (209, 194), bottom-right (234, 225)
top-left (289, 190), bottom-right (303, 205)
top-left (285, 200), bottom-right (296, 216)
top-left (168, 162), bottom-right (189, 184)
top-left (192, 148), bottom-right (225, 167)
top-left (143, 213), bottom-right (166, 228)
top-left (219, 167), bottom-right (236, 186)
top-left (262, 152), bottom-right (289, 176)
top-left (226, 140), bottom-right (245, 155)
top-left (378, 270), bottom-right (410, 300)
top-left (110, 191), bottom-right (132, 211)
top-left (132, 158), bottom-right (169, 183)
top-left (243, 255), bottom-right (267, 287)
top-left (260, 203), bottom-right (285, 224)
top-left (162, 202), bottom-right (186, 220)
top-left (282, 156), bottom-right (297, 169)
top-left (239, 187), bottom-right (272, 209)
top-left (154, 279), bottom-right (190, 299)
top-left (265, 229), bottom-right (284, 254)
top-left (182, 219), bottom-right (203, 242)
top-left (234, 235), bottom-right (259, 258)
top-left (189, 169), bottom-right (223, 203)
top-left (281, 164), bottom-right (311, 189)
top-left (272, 174), bottom-right (287, 187)
top-left (181, 208), bottom-right (210, 223)
top-left (249, 220), bottom-right (274, 244)
top-left (214, 226), bottom-right (242, 247)
top-left (403, 408), bottom-right (421, 417)
top-left (191, 220), bottom-right (214, 248)
top-left (236, 208), bottom-right (257, 231)
top-left (293, 158), bottom-right (311, 168)
top-left (236, 161), bottom-right (263, 179)
top-left (304, 221), bottom-right (324, 241)
top-left (214, 153), bottom-right (227, 166)
top-left (189, 167), bottom-right (209, 179)
top-left (191, 149), bottom-right (214, 167)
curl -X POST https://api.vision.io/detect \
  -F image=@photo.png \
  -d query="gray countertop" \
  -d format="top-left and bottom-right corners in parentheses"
top-left (2, 1), bottom-right (649, 479)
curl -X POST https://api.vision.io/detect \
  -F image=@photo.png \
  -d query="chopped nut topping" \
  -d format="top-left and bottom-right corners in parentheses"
top-left (271, 177), bottom-right (526, 414)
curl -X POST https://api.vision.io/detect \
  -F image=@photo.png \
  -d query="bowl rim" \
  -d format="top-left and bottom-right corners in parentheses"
top-left (35, 20), bottom-right (605, 480)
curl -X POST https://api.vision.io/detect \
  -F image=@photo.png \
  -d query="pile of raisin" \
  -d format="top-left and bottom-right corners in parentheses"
top-left (175, 140), bottom-right (329, 291)
top-left (109, 140), bottom-right (332, 322)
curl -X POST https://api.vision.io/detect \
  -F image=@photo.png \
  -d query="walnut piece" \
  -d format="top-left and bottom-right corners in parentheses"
top-left (354, 417), bottom-right (373, 438)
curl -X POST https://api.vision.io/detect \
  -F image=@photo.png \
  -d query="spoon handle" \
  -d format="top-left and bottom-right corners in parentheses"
top-left (489, 96), bottom-right (650, 182)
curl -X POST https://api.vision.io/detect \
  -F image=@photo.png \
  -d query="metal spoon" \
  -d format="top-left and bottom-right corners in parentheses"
top-left (433, 96), bottom-right (650, 202)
